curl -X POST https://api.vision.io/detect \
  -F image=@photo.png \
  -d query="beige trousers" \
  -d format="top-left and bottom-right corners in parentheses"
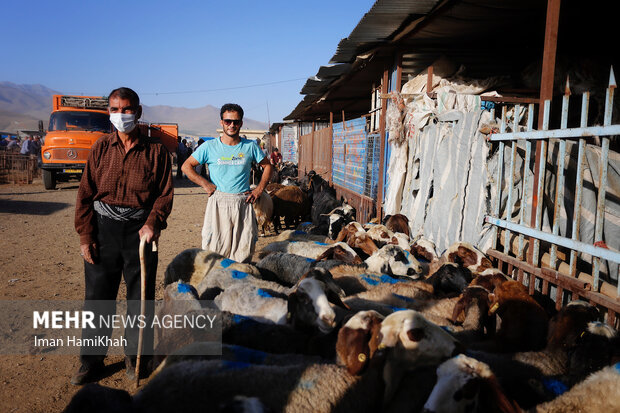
top-left (202, 191), bottom-right (258, 263)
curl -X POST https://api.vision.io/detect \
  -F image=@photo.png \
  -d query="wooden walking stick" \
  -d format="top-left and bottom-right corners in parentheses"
top-left (136, 235), bottom-right (157, 389)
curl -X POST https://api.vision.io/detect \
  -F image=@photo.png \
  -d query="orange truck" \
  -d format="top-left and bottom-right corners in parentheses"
top-left (41, 95), bottom-right (178, 189)
top-left (41, 95), bottom-right (111, 189)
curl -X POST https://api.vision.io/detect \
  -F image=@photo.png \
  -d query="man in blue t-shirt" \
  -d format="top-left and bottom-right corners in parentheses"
top-left (182, 103), bottom-right (273, 262)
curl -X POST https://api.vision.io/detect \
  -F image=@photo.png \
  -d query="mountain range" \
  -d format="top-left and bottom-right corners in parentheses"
top-left (0, 82), bottom-right (268, 137)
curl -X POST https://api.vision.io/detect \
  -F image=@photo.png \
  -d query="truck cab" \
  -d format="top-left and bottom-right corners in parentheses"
top-left (41, 95), bottom-right (112, 189)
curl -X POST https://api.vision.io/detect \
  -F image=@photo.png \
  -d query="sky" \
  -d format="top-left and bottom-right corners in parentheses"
top-left (1, 0), bottom-right (377, 126)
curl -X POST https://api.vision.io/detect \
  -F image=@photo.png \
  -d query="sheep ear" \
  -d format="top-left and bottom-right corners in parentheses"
top-left (326, 289), bottom-right (350, 310)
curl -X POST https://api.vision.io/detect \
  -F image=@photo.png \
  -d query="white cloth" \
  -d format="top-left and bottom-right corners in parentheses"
top-left (202, 191), bottom-right (258, 263)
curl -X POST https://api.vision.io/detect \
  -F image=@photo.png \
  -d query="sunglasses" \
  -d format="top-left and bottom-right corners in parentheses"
top-left (222, 119), bottom-right (242, 126)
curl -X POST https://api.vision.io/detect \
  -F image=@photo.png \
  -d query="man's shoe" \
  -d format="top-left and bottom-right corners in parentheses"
top-left (70, 362), bottom-right (103, 386)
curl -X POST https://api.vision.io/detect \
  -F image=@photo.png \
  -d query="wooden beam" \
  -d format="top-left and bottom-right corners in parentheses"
top-left (529, 0), bottom-right (561, 264)
top-left (377, 67), bottom-right (390, 220)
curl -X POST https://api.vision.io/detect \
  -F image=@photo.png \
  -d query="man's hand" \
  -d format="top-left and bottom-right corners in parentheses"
top-left (204, 182), bottom-right (217, 196)
top-left (80, 243), bottom-right (98, 265)
top-left (245, 186), bottom-right (263, 204)
top-left (139, 224), bottom-right (160, 244)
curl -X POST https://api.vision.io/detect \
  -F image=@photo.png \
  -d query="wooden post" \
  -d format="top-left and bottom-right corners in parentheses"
top-left (426, 65), bottom-right (434, 94)
top-left (529, 0), bottom-right (561, 264)
top-left (396, 53), bottom-right (403, 92)
top-left (329, 112), bottom-right (334, 184)
top-left (377, 67), bottom-right (390, 220)
top-left (311, 121), bottom-right (315, 173)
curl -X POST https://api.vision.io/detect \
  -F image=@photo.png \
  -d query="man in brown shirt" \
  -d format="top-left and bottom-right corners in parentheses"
top-left (72, 87), bottom-right (173, 385)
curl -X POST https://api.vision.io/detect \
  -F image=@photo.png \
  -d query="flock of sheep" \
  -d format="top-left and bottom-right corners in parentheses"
top-left (64, 179), bottom-right (620, 412)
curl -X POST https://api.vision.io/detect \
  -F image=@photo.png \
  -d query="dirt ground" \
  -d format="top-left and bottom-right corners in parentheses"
top-left (0, 176), bottom-right (276, 412)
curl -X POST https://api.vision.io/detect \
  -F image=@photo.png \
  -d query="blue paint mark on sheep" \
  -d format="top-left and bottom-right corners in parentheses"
top-left (294, 230), bottom-right (307, 235)
top-left (361, 274), bottom-right (405, 286)
top-left (257, 289), bottom-right (273, 298)
top-left (615, 362), bottom-right (620, 373)
top-left (392, 293), bottom-right (414, 302)
top-left (389, 306), bottom-right (408, 312)
top-left (306, 258), bottom-right (316, 263)
top-left (221, 258), bottom-right (236, 268)
top-left (231, 345), bottom-right (267, 364)
top-left (297, 378), bottom-right (317, 390)
top-left (542, 378), bottom-right (568, 396)
top-left (440, 326), bottom-right (454, 333)
top-left (177, 283), bottom-right (192, 293)
top-left (221, 360), bottom-right (252, 371)
top-left (233, 314), bottom-right (252, 324)
top-left (232, 270), bottom-right (249, 279)
top-left (361, 276), bottom-right (379, 286)
top-left (314, 241), bottom-right (329, 246)
top-left (380, 274), bottom-right (401, 284)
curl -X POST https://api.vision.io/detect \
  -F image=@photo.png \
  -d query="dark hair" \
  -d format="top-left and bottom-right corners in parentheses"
top-left (108, 87), bottom-right (140, 107)
top-left (273, 147), bottom-right (279, 152)
top-left (220, 103), bottom-right (244, 119)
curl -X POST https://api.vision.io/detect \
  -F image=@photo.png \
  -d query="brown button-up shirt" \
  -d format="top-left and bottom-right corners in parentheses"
top-left (75, 132), bottom-right (173, 244)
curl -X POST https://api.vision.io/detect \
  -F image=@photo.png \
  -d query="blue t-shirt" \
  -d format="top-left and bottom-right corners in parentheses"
top-left (191, 137), bottom-right (265, 194)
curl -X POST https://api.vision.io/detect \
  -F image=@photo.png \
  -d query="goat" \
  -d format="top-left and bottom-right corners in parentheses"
top-left (271, 186), bottom-right (311, 233)
top-left (250, 185), bottom-right (274, 236)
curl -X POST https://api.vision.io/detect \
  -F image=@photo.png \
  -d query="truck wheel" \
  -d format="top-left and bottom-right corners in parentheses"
top-left (42, 169), bottom-right (56, 190)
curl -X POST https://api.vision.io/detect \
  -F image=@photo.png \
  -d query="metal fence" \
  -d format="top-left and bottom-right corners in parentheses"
top-left (0, 150), bottom-right (39, 184)
top-left (486, 69), bottom-right (620, 325)
top-left (296, 118), bottom-right (380, 224)
top-left (298, 126), bottom-right (332, 178)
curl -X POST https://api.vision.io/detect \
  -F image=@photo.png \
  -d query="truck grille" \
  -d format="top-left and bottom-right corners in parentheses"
top-left (47, 148), bottom-right (91, 162)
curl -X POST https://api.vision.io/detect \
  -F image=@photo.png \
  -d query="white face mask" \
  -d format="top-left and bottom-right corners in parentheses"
top-left (109, 113), bottom-right (137, 133)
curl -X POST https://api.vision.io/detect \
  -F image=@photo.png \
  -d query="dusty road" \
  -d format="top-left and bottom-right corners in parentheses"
top-left (0, 176), bottom-right (275, 412)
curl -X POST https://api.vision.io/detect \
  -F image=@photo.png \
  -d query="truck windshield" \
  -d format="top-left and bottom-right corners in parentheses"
top-left (48, 111), bottom-right (112, 133)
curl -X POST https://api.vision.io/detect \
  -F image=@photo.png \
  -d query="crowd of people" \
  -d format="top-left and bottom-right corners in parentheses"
top-left (0, 135), bottom-right (42, 158)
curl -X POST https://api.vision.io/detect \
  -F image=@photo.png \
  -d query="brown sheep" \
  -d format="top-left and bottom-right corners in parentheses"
top-left (383, 214), bottom-right (410, 237)
top-left (488, 280), bottom-right (549, 352)
top-left (270, 186), bottom-right (310, 233)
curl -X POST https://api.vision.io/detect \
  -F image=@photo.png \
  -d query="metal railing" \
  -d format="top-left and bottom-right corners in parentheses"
top-left (486, 68), bottom-right (619, 324)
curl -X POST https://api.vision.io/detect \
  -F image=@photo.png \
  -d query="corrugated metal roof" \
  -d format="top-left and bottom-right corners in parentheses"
top-left (300, 64), bottom-right (352, 95)
top-left (330, 0), bottom-right (440, 63)
top-left (285, 0), bottom-right (551, 121)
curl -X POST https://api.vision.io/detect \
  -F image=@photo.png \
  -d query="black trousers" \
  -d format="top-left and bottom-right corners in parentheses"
top-left (80, 213), bottom-right (157, 367)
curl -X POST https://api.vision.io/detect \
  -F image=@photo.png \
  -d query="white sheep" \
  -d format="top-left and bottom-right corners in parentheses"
top-left (133, 359), bottom-right (385, 413)
top-left (259, 240), bottom-right (360, 262)
top-left (533, 363), bottom-right (620, 413)
top-left (365, 244), bottom-right (422, 277)
top-left (423, 354), bottom-right (521, 413)
top-left (164, 248), bottom-right (260, 287)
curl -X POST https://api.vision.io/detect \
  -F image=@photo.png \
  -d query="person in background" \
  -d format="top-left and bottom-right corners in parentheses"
top-left (270, 147), bottom-right (282, 166)
top-left (181, 103), bottom-right (272, 262)
top-left (20, 136), bottom-right (32, 155)
top-left (176, 137), bottom-right (188, 179)
top-left (31, 136), bottom-right (42, 158)
top-left (72, 87), bottom-right (173, 385)
top-left (6, 138), bottom-right (18, 152)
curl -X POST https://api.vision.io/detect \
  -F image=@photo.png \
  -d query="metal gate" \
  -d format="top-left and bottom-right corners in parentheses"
top-left (486, 70), bottom-right (620, 325)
